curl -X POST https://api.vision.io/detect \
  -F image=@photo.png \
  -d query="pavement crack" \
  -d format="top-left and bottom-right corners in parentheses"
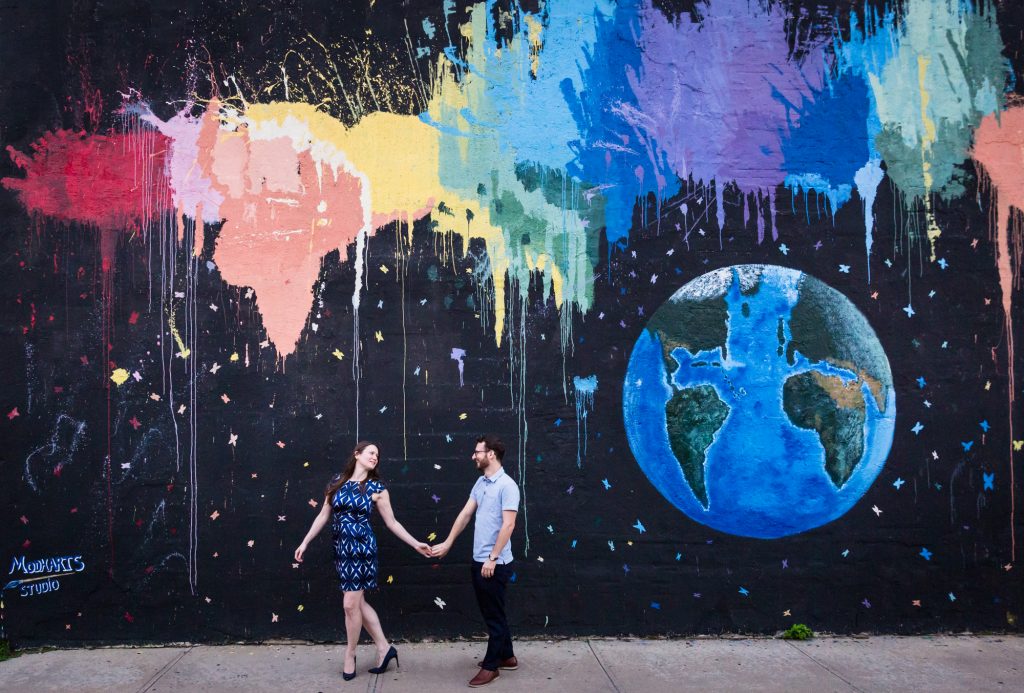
top-left (586, 640), bottom-right (622, 693)
top-left (137, 645), bottom-right (194, 693)
top-left (784, 641), bottom-right (866, 693)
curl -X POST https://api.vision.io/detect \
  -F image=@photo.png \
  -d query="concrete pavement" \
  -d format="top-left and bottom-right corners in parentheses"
top-left (0, 635), bottom-right (1021, 692)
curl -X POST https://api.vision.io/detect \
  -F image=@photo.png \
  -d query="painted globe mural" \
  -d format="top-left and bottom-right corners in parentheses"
top-left (623, 265), bottom-right (896, 538)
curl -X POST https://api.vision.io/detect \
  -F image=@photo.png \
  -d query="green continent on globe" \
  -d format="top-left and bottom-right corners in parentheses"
top-left (647, 295), bottom-right (729, 374)
top-left (665, 385), bottom-right (730, 509)
top-left (786, 277), bottom-right (892, 413)
top-left (782, 372), bottom-right (866, 488)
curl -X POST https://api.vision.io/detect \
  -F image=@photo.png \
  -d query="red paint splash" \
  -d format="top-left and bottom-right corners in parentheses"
top-left (2, 129), bottom-right (172, 239)
top-left (3, 126), bottom-right (172, 582)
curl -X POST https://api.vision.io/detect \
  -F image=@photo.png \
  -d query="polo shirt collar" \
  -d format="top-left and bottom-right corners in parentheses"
top-left (483, 467), bottom-right (505, 484)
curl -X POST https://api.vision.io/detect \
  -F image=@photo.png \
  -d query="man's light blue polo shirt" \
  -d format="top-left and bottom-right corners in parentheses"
top-left (470, 467), bottom-right (520, 564)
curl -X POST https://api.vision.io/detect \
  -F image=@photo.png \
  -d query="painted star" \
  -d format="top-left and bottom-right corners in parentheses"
top-left (911, 421), bottom-right (924, 435)
top-left (862, 599), bottom-right (871, 608)
top-left (916, 376), bottom-right (927, 388)
top-left (983, 472), bottom-right (994, 491)
top-left (961, 441), bottom-right (974, 452)
top-left (838, 264), bottom-right (851, 273)
top-left (602, 478), bottom-right (612, 490)
top-left (903, 304), bottom-right (916, 317)
top-left (937, 258), bottom-right (948, 269)
top-left (924, 400), bottom-right (932, 408)
top-left (919, 547), bottom-right (933, 560)
top-left (228, 433), bottom-right (238, 446)
top-left (980, 420), bottom-right (990, 432)
top-left (948, 592), bottom-right (956, 602)
top-left (210, 362), bottom-right (221, 374)
top-left (912, 600), bottom-right (921, 607)
top-left (129, 416), bottom-right (142, 430)
top-left (633, 519), bottom-right (646, 534)
top-left (893, 477), bottom-right (905, 489)
top-left (783, 609), bottom-right (792, 617)
top-left (781, 559), bottom-right (789, 569)
top-left (271, 613), bottom-right (279, 623)
top-left (738, 587), bottom-right (749, 596)
top-left (872, 505), bottom-right (882, 516)
top-left (779, 243), bottom-right (789, 256)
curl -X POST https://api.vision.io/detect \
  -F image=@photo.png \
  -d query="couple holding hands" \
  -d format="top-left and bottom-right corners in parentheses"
top-left (294, 434), bottom-right (519, 688)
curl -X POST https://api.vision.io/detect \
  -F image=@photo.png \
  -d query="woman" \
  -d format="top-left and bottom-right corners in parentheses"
top-left (295, 441), bottom-right (431, 680)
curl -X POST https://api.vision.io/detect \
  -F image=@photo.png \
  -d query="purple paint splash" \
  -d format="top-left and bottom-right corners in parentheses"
top-left (627, 0), bottom-right (824, 241)
top-left (450, 348), bottom-right (466, 387)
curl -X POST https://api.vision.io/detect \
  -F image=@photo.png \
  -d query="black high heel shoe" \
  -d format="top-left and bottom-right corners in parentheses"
top-left (368, 646), bottom-right (398, 674)
top-left (343, 655), bottom-right (357, 681)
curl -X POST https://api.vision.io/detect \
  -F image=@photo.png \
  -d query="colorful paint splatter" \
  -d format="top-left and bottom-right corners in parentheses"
top-left (0, 0), bottom-right (1021, 643)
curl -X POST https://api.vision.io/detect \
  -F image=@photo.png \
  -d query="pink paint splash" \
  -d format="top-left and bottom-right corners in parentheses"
top-left (194, 102), bottom-right (369, 358)
top-left (973, 105), bottom-right (1024, 562)
top-left (140, 105), bottom-right (225, 254)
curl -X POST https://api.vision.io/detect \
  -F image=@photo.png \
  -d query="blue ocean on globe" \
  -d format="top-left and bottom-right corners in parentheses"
top-left (623, 265), bottom-right (896, 538)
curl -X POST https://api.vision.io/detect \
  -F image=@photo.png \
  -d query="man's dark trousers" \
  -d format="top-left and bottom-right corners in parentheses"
top-left (471, 561), bottom-right (515, 670)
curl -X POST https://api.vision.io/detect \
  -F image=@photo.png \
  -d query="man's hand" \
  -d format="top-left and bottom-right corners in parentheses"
top-left (414, 542), bottom-right (433, 558)
top-left (430, 541), bottom-right (451, 559)
top-left (481, 558), bottom-right (496, 578)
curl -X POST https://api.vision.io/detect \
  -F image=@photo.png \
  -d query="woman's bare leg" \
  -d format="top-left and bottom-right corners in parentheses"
top-left (360, 599), bottom-right (391, 663)
top-left (342, 590), bottom-right (364, 672)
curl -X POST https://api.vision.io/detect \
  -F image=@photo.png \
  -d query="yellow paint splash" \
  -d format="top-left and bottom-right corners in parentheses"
top-left (168, 306), bottom-right (191, 359)
top-left (525, 14), bottom-right (543, 78)
top-left (917, 55), bottom-right (941, 260)
top-left (110, 368), bottom-right (130, 386)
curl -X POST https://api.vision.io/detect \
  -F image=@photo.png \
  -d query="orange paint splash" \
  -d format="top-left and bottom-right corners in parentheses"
top-left (973, 105), bottom-right (1024, 561)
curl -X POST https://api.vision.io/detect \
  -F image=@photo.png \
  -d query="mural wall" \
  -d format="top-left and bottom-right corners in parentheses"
top-left (1, 0), bottom-right (1022, 644)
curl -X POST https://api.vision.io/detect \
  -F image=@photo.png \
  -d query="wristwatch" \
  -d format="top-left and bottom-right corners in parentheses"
top-left (487, 555), bottom-right (498, 562)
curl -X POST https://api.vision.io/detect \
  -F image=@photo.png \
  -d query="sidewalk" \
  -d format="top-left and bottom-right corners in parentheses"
top-left (1, 635), bottom-right (1020, 692)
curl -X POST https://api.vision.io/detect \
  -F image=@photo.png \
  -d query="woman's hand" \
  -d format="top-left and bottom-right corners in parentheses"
top-left (414, 541), bottom-right (432, 558)
top-left (294, 543), bottom-right (307, 562)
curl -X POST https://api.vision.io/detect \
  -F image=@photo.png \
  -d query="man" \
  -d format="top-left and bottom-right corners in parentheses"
top-left (431, 434), bottom-right (520, 688)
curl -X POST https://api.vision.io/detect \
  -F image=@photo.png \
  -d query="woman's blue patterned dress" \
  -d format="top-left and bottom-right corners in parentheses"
top-left (331, 478), bottom-right (385, 591)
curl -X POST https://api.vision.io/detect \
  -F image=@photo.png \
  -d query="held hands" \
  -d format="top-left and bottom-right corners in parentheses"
top-left (413, 541), bottom-right (433, 558)
top-left (429, 541), bottom-right (451, 559)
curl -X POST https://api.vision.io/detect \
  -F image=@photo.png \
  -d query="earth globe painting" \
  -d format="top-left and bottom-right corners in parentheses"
top-left (623, 265), bottom-right (896, 538)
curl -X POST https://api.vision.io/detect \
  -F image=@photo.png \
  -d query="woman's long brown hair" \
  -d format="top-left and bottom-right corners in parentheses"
top-left (325, 441), bottom-right (381, 499)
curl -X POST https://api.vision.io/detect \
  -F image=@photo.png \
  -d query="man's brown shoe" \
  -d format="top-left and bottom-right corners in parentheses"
top-left (468, 668), bottom-right (500, 687)
top-left (476, 657), bottom-right (518, 670)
